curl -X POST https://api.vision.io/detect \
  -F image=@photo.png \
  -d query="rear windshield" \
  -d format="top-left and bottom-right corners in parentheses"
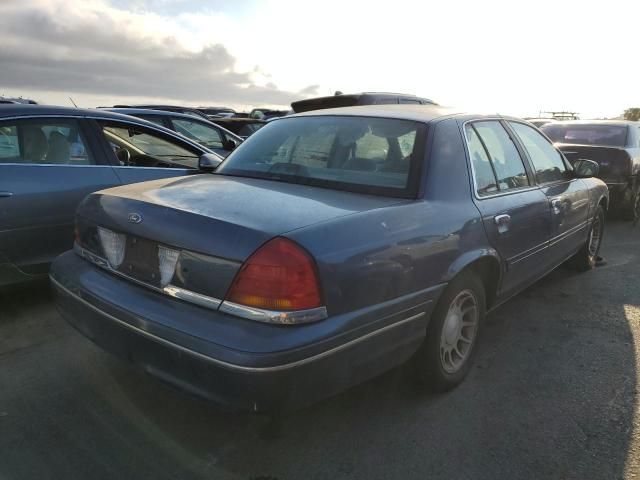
top-left (216, 116), bottom-right (424, 197)
top-left (542, 124), bottom-right (628, 147)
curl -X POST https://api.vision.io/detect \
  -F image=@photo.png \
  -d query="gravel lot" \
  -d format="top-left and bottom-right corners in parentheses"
top-left (1, 220), bottom-right (639, 480)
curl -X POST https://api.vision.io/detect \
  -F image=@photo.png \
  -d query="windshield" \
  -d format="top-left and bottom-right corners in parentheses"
top-left (217, 116), bottom-right (424, 197)
top-left (542, 124), bottom-right (628, 147)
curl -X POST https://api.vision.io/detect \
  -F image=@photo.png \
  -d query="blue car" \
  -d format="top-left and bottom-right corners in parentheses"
top-left (0, 105), bottom-right (221, 287)
top-left (51, 105), bottom-right (607, 411)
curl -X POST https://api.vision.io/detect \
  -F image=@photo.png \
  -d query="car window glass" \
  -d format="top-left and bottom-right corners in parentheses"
top-left (355, 132), bottom-right (389, 160)
top-left (398, 131), bottom-right (417, 157)
top-left (100, 123), bottom-right (199, 169)
top-left (0, 120), bottom-right (93, 165)
top-left (473, 121), bottom-right (530, 191)
top-left (171, 119), bottom-right (224, 150)
top-left (0, 125), bottom-right (20, 160)
top-left (218, 116), bottom-right (421, 195)
top-left (137, 115), bottom-right (166, 127)
top-left (510, 122), bottom-right (568, 183)
top-left (464, 124), bottom-right (498, 195)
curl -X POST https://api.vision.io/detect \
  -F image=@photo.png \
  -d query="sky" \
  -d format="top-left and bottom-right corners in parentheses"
top-left (0, 0), bottom-right (638, 118)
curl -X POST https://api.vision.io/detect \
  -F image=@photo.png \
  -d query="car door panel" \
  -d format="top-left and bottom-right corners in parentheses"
top-left (464, 120), bottom-right (552, 298)
top-left (474, 190), bottom-right (551, 297)
top-left (542, 179), bottom-right (590, 263)
top-left (0, 118), bottom-right (120, 275)
top-left (506, 121), bottom-right (590, 266)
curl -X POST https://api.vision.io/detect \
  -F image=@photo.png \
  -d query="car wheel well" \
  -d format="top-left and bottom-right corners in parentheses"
top-left (461, 257), bottom-right (500, 309)
top-left (599, 196), bottom-right (608, 212)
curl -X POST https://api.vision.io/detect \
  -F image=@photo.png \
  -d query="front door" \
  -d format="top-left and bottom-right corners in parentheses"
top-left (464, 120), bottom-right (551, 297)
top-left (507, 121), bottom-right (590, 266)
top-left (0, 118), bottom-right (121, 278)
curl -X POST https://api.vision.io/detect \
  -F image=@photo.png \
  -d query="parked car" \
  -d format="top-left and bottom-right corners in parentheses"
top-left (112, 104), bottom-right (211, 121)
top-left (0, 105), bottom-right (222, 287)
top-left (209, 117), bottom-right (266, 139)
top-left (525, 118), bottom-right (558, 128)
top-left (51, 105), bottom-right (607, 411)
top-left (248, 108), bottom-right (290, 120)
top-left (291, 92), bottom-right (437, 113)
top-left (106, 108), bottom-right (242, 157)
top-left (0, 97), bottom-right (37, 105)
top-left (541, 120), bottom-right (640, 221)
top-left (197, 106), bottom-right (237, 118)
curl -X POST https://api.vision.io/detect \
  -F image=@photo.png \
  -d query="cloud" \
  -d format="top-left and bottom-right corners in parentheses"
top-left (0, 0), bottom-right (308, 107)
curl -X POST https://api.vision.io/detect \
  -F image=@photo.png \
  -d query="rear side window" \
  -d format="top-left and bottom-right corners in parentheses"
top-left (465, 125), bottom-right (498, 196)
top-left (509, 122), bottom-right (568, 184)
top-left (469, 121), bottom-right (530, 193)
top-left (0, 119), bottom-right (93, 165)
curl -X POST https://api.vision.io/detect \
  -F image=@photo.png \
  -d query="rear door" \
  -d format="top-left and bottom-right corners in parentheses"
top-left (90, 118), bottom-right (203, 185)
top-left (0, 117), bottom-right (121, 275)
top-left (507, 121), bottom-right (590, 265)
top-left (464, 120), bottom-right (551, 297)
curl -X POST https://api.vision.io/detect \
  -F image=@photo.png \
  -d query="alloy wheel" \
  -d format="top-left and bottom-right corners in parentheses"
top-left (439, 289), bottom-right (479, 374)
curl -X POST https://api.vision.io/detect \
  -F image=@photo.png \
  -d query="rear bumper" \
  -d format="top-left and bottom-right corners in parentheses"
top-left (51, 251), bottom-right (439, 411)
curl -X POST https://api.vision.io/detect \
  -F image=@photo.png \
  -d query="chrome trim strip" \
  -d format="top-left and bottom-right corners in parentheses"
top-left (51, 276), bottom-right (427, 373)
top-left (548, 221), bottom-right (589, 247)
top-left (219, 301), bottom-right (328, 324)
top-left (163, 285), bottom-right (221, 309)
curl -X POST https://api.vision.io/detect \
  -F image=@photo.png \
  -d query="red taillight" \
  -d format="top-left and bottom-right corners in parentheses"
top-left (225, 237), bottom-right (322, 311)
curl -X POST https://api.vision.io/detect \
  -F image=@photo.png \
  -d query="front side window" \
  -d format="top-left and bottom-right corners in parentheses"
top-left (471, 121), bottom-right (530, 192)
top-left (171, 118), bottom-right (224, 150)
top-left (510, 122), bottom-right (568, 183)
top-left (0, 119), bottom-right (93, 165)
top-left (218, 116), bottom-right (424, 197)
top-left (100, 122), bottom-right (199, 168)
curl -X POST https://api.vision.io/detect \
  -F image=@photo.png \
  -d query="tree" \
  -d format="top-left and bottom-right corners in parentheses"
top-left (623, 108), bottom-right (640, 121)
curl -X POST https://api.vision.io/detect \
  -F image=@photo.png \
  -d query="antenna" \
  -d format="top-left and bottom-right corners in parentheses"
top-left (69, 97), bottom-right (78, 108)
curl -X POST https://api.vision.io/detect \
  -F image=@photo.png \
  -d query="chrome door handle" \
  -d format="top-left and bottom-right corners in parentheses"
top-left (494, 214), bottom-right (511, 234)
top-left (551, 198), bottom-right (562, 214)
top-left (0, 191), bottom-right (13, 198)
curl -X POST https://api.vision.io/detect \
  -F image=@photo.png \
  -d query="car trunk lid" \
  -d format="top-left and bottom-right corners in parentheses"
top-left (557, 144), bottom-right (632, 181)
top-left (76, 174), bottom-right (407, 300)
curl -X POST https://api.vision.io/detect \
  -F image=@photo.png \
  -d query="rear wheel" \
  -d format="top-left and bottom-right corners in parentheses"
top-left (569, 205), bottom-right (605, 271)
top-left (621, 182), bottom-right (640, 222)
top-left (414, 271), bottom-right (485, 392)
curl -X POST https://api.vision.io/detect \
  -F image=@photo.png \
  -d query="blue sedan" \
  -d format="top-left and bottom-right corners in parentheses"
top-left (50, 105), bottom-right (608, 411)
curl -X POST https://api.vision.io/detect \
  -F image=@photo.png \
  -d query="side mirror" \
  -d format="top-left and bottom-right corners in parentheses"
top-left (198, 153), bottom-right (222, 171)
top-left (573, 158), bottom-right (599, 178)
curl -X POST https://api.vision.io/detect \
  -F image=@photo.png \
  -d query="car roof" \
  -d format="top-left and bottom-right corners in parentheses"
top-left (0, 104), bottom-right (151, 120)
top-left (286, 104), bottom-right (487, 123)
top-left (543, 119), bottom-right (636, 127)
top-left (106, 107), bottom-right (204, 119)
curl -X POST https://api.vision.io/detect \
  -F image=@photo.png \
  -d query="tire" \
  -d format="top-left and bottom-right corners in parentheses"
top-left (569, 205), bottom-right (605, 272)
top-left (622, 185), bottom-right (640, 224)
top-left (414, 271), bottom-right (486, 392)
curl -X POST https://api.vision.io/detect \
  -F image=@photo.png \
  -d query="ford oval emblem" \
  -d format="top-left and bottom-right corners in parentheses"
top-left (128, 213), bottom-right (142, 224)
